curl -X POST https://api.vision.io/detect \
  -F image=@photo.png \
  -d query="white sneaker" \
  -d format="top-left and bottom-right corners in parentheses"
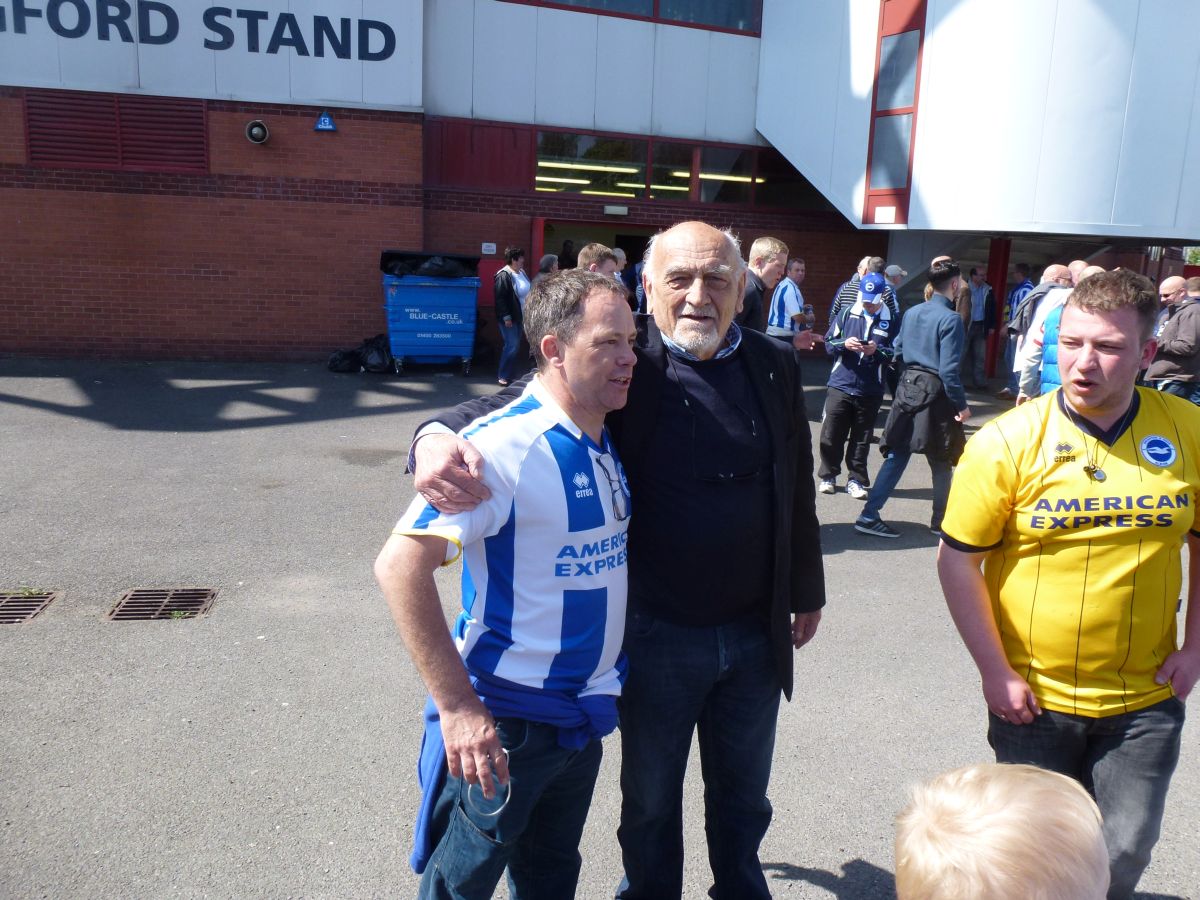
top-left (846, 480), bottom-right (869, 500)
top-left (818, 479), bottom-right (836, 495)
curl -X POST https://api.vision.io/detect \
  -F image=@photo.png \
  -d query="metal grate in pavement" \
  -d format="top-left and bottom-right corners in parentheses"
top-left (106, 588), bottom-right (217, 621)
top-left (0, 591), bottom-right (59, 624)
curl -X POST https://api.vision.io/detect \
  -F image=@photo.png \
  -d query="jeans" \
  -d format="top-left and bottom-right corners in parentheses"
top-left (963, 322), bottom-right (988, 386)
top-left (1003, 333), bottom-right (1019, 391)
top-left (987, 697), bottom-right (1185, 900)
top-left (1157, 379), bottom-right (1200, 405)
top-left (616, 611), bottom-right (781, 900)
top-left (819, 387), bottom-right (882, 485)
top-left (497, 321), bottom-right (522, 382)
top-left (860, 450), bottom-right (953, 529)
top-left (420, 718), bottom-right (602, 900)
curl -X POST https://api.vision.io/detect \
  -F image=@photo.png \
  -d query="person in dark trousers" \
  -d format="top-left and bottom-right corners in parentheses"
top-left (493, 247), bottom-right (528, 386)
top-left (408, 221), bottom-right (826, 900)
top-left (856, 259), bottom-right (971, 538)
top-left (818, 272), bottom-right (896, 499)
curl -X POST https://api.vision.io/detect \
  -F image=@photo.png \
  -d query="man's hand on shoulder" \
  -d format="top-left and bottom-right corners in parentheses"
top-left (791, 610), bottom-right (821, 649)
top-left (413, 434), bottom-right (491, 513)
top-left (1156, 647), bottom-right (1200, 701)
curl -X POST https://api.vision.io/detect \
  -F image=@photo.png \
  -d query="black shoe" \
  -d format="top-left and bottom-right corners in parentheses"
top-left (855, 518), bottom-right (900, 539)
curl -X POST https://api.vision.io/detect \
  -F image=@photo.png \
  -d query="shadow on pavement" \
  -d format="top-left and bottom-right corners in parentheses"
top-left (763, 858), bottom-right (897, 898)
top-left (0, 357), bottom-right (491, 434)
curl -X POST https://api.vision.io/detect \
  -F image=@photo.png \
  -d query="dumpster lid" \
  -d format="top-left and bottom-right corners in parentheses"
top-left (380, 251), bottom-right (480, 278)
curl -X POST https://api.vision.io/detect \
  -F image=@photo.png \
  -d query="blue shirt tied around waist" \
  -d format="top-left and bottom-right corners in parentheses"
top-left (410, 672), bottom-right (619, 873)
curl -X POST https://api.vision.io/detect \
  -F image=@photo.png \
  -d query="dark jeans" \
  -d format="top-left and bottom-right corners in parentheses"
top-left (987, 697), bottom-right (1185, 900)
top-left (497, 321), bottom-right (522, 382)
top-left (1158, 379), bottom-right (1200, 405)
top-left (616, 611), bottom-right (781, 900)
top-left (420, 718), bottom-right (602, 900)
top-left (819, 386), bottom-right (882, 485)
top-left (860, 450), bottom-right (953, 529)
top-left (963, 322), bottom-right (988, 386)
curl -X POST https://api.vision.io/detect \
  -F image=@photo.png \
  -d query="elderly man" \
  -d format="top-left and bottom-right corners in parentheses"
top-left (376, 271), bottom-right (638, 899)
top-left (735, 235), bottom-right (789, 332)
top-left (938, 269), bottom-right (1200, 898)
top-left (409, 221), bottom-right (825, 900)
top-left (1147, 275), bottom-right (1200, 404)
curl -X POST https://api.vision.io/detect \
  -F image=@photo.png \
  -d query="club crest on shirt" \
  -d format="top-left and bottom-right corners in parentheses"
top-left (1140, 435), bottom-right (1177, 468)
top-left (1053, 441), bottom-right (1076, 463)
top-left (572, 471), bottom-right (595, 498)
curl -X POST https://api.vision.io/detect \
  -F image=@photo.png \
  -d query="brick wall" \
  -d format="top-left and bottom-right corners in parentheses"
top-left (1, 91), bottom-right (422, 360)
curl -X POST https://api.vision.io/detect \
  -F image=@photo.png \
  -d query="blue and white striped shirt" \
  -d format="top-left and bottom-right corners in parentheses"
top-left (394, 377), bottom-right (630, 697)
top-left (766, 278), bottom-right (811, 336)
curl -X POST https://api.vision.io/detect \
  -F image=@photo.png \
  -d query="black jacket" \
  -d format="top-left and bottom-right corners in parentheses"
top-left (736, 270), bottom-right (767, 332)
top-left (419, 316), bottom-right (826, 699)
top-left (493, 267), bottom-right (522, 326)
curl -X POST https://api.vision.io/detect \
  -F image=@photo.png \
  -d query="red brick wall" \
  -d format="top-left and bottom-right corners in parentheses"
top-left (1, 90), bottom-right (423, 361)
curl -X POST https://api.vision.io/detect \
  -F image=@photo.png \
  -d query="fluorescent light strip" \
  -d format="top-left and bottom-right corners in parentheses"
top-left (539, 160), bottom-right (641, 174)
top-left (580, 190), bottom-right (636, 198)
top-left (535, 186), bottom-right (563, 192)
top-left (668, 170), bottom-right (766, 184)
top-left (536, 175), bottom-right (590, 185)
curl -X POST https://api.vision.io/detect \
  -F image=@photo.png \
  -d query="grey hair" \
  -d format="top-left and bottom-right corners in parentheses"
top-left (642, 224), bottom-right (747, 278)
top-left (523, 269), bottom-right (629, 369)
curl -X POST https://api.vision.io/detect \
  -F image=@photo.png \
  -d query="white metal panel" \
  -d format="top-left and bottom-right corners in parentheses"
top-left (756, 0), bottom-right (872, 224)
top-left (0, 19), bottom-right (68, 88)
top-left (57, 29), bottom-right (141, 91)
top-left (534, 6), bottom-right (597, 130)
top-left (909, 0), bottom-right (1052, 231)
top-left (212, 27), bottom-right (292, 102)
top-left (650, 26), bottom-right (708, 140)
top-left (1031, 0), bottom-right (1137, 227)
top-left (287, 0), bottom-right (365, 105)
top-left (594, 16), bottom-right (654, 135)
top-left (363, 0), bottom-right (423, 107)
top-left (704, 31), bottom-right (758, 144)
top-left (423, 0), bottom-right (475, 117)
top-left (1111, 0), bottom-right (1200, 230)
top-left (1177, 68), bottom-right (1200, 237)
top-left (471, 0), bottom-right (536, 122)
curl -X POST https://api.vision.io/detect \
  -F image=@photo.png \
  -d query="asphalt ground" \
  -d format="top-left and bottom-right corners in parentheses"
top-left (1, 356), bottom-right (1196, 900)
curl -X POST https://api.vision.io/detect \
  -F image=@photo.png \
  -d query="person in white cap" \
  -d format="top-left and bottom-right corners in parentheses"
top-left (885, 264), bottom-right (907, 290)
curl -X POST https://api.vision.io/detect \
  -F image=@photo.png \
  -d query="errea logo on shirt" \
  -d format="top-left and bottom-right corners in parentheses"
top-left (572, 472), bottom-right (595, 498)
top-left (1054, 441), bottom-right (1076, 463)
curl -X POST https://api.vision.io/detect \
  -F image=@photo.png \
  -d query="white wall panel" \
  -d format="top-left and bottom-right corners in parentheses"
top-left (594, 16), bottom-right (654, 135)
top-left (0, 1), bottom-right (420, 109)
top-left (909, 0), bottom-right (1052, 230)
top-left (363, 0), bottom-right (423, 107)
top-left (1111, 0), bottom-right (1200, 230)
top-left (704, 31), bottom-right (758, 144)
top-left (423, 0), bottom-right (474, 117)
top-left (471, 1), bottom-right (536, 122)
top-left (1177, 70), bottom-right (1200, 237)
top-left (534, 7), bottom-right (597, 130)
top-left (1031, 0), bottom-right (1137, 227)
top-left (650, 26), bottom-right (709, 139)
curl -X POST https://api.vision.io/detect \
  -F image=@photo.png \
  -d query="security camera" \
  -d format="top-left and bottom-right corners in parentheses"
top-left (245, 120), bottom-right (270, 144)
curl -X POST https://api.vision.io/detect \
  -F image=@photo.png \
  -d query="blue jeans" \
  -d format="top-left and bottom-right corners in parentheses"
top-left (987, 697), bottom-right (1185, 900)
top-left (616, 611), bottom-right (781, 900)
top-left (860, 450), bottom-right (953, 529)
top-left (420, 718), bottom-right (602, 900)
top-left (1158, 379), bottom-right (1200, 405)
top-left (497, 321), bottom-right (522, 382)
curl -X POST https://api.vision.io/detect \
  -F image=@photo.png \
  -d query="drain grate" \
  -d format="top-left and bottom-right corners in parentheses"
top-left (107, 588), bottom-right (217, 621)
top-left (0, 591), bottom-right (59, 624)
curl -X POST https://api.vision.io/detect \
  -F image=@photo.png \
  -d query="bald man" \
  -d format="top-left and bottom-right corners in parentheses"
top-left (1147, 275), bottom-right (1199, 404)
top-left (1068, 259), bottom-right (1089, 285)
top-left (1155, 275), bottom-right (1186, 338)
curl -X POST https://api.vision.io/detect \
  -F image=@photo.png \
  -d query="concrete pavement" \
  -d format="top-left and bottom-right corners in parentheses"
top-left (1, 356), bottom-right (1195, 899)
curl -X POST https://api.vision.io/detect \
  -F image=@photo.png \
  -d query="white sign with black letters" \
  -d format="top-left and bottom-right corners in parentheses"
top-left (0, 0), bottom-right (422, 109)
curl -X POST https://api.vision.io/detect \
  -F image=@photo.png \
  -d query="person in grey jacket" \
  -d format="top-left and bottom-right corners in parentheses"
top-left (1146, 276), bottom-right (1200, 404)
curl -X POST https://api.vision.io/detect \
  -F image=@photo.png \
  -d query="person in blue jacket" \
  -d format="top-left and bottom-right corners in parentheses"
top-left (818, 272), bottom-right (897, 499)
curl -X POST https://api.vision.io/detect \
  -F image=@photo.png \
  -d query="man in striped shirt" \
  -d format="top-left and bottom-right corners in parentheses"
top-left (766, 257), bottom-right (816, 345)
top-left (938, 270), bottom-right (1200, 899)
top-left (375, 270), bottom-right (637, 899)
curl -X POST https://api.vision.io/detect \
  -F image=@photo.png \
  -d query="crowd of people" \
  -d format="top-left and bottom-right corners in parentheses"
top-left (374, 220), bottom-right (1199, 900)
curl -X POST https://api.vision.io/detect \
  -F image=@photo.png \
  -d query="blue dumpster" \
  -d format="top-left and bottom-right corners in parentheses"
top-left (380, 252), bottom-right (480, 375)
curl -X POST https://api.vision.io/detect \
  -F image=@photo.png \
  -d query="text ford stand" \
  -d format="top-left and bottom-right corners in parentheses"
top-left (380, 251), bottom-right (479, 376)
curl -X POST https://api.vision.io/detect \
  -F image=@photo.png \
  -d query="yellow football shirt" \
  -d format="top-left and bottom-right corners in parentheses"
top-left (942, 388), bottom-right (1200, 717)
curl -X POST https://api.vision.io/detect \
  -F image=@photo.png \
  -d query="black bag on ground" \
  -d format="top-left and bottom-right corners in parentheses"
top-left (360, 334), bottom-right (394, 373)
top-left (327, 348), bottom-right (362, 373)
